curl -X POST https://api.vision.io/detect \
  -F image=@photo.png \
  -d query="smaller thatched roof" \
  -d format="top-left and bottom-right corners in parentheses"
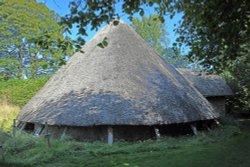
top-left (178, 68), bottom-right (233, 97)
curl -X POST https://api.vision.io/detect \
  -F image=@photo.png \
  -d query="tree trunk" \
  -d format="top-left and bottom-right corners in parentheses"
top-left (30, 51), bottom-right (39, 79)
top-left (17, 46), bottom-right (24, 78)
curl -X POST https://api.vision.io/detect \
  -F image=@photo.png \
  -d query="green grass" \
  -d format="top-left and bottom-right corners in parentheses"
top-left (1, 125), bottom-right (250, 167)
top-left (0, 102), bottom-right (249, 167)
top-left (0, 103), bottom-right (19, 133)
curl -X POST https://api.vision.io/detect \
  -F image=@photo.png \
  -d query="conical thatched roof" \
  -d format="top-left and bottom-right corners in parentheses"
top-left (178, 68), bottom-right (233, 97)
top-left (18, 21), bottom-right (219, 126)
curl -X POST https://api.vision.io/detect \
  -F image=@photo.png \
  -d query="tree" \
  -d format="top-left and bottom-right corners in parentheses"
top-left (132, 15), bottom-right (189, 68)
top-left (175, 0), bottom-right (250, 71)
top-left (62, 1), bottom-right (174, 45)
top-left (63, 0), bottom-right (249, 70)
top-left (63, 0), bottom-right (249, 112)
top-left (173, 0), bottom-right (250, 112)
top-left (0, 0), bottom-right (73, 79)
top-left (132, 15), bottom-right (169, 56)
top-left (222, 41), bottom-right (250, 112)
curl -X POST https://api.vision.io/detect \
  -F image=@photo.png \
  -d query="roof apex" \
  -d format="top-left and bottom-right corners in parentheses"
top-left (18, 22), bottom-right (219, 126)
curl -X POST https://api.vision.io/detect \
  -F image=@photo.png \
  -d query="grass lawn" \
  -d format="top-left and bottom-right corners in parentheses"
top-left (0, 103), bottom-right (249, 167)
top-left (0, 124), bottom-right (250, 167)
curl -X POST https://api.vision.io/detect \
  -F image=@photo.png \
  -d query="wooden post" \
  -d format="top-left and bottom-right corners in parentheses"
top-left (12, 119), bottom-right (16, 147)
top-left (107, 126), bottom-right (113, 145)
top-left (203, 123), bottom-right (211, 132)
top-left (34, 124), bottom-right (43, 136)
top-left (12, 119), bottom-right (16, 136)
top-left (211, 119), bottom-right (220, 129)
top-left (60, 127), bottom-right (68, 140)
top-left (191, 124), bottom-right (198, 136)
top-left (215, 119), bottom-right (220, 125)
top-left (154, 128), bottom-right (161, 140)
top-left (44, 122), bottom-right (51, 148)
top-left (19, 122), bottom-right (26, 131)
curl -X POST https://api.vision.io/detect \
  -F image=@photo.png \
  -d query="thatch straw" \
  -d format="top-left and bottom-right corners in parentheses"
top-left (17, 21), bottom-right (219, 126)
top-left (178, 69), bottom-right (233, 97)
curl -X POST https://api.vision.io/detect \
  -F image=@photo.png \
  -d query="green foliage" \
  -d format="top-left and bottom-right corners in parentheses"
top-left (0, 0), bottom-right (73, 79)
top-left (0, 103), bottom-right (19, 133)
top-left (175, 0), bottom-right (250, 71)
top-left (222, 42), bottom-right (250, 112)
top-left (97, 37), bottom-right (109, 48)
top-left (0, 77), bottom-right (49, 106)
top-left (174, 0), bottom-right (250, 112)
top-left (162, 48), bottom-right (190, 68)
top-left (132, 15), bottom-right (189, 68)
top-left (1, 125), bottom-right (249, 167)
top-left (132, 15), bottom-right (169, 56)
top-left (62, 1), bottom-right (174, 45)
top-left (0, 58), bottom-right (19, 80)
top-left (63, 0), bottom-right (249, 71)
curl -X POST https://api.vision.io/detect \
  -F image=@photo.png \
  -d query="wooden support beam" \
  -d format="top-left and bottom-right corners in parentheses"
top-left (107, 126), bottom-right (113, 145)
top-left (215, 119), bottom-right (220, 125)
top-left (154, 127), bottom-right (161, 140)
top-left (190, 124), bottom-right (198, 136)
top-left (19, 122), bottom-right (26, 131)
top-left (16, 121), bottom-right (22, 128)
top-left (34, 124), bottom-right (44, 136)
top-left (60, 127), bottom-right (68, 140)
top-left (12, 119), bottom-right (16, 137)
top-left (203, 123), bottom-right (211, 132)
top-left (12, 119), bottom-right (16, 147)
top-left (211, 119), bottom-right (220, 129)
top-left (44, 122), bottom-right (51, 148)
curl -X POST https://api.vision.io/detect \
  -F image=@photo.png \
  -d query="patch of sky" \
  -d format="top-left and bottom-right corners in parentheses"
top-left (37, 0), bottom-right (189, 55)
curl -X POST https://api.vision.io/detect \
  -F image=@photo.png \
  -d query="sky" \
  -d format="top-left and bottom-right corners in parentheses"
top-left (38, 0), bottom-right (183, 48)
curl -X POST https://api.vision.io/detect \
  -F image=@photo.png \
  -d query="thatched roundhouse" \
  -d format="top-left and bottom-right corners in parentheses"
top-left (17, 21), bottom-right (219, 141)
top-left (178, 69), bottom-right (233, 114)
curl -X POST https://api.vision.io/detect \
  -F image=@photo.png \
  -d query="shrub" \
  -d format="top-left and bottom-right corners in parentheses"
top-left (0, 103), bottom-right (20, 132)
top-left (0, 76), bottom-right (49, 106)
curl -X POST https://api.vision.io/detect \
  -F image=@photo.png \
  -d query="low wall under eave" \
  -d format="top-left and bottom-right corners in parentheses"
top-left (21, 119), bottom-right (215, 141)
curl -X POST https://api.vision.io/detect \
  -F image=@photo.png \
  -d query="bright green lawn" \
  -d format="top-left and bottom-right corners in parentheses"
top-left (1, 125), bottom-right (250, 167)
